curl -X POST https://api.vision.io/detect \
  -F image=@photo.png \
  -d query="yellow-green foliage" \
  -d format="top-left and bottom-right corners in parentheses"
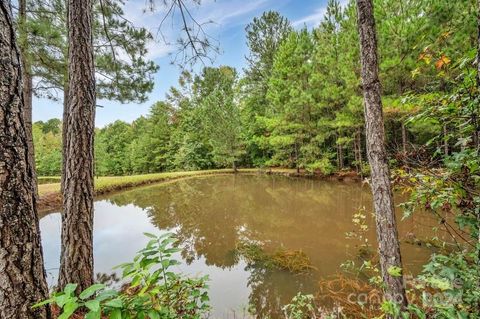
top-left (271, 250), bottom-right (316, 273)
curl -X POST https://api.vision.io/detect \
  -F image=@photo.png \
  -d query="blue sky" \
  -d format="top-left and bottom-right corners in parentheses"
top-left (33, 0), bottom-right (334, 127)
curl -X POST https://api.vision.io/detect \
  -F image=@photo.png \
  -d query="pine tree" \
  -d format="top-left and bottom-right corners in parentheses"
top-left (241, 11), bottom-right (292, 165)
top-left (59, 0), bottom-right (96, 292)
top-left (356, 0), bottom-right (408, 312)
top-left (266, 29), bottom-right (319, 171)
top-left (0, 1), bottom-right (50, 317)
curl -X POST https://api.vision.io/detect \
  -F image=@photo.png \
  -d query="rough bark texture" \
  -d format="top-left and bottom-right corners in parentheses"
top-left (58, 0), bottom-right (96, 292)
top-left (0, 1), bottom-right (50, 317)
top-left (61, 86), bottom-right (68, 194)
top-left (18, 0), bottom-right (38, 201)
top-left (476, 0), bottom-right (480, 269)
top-left (356, 0), bottom-right (408, 311)
top-left (475, 0), bottom-right (480, 152)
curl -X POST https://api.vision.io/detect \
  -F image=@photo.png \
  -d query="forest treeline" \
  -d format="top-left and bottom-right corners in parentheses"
top-left (33, 0), bottom-right (476, 177)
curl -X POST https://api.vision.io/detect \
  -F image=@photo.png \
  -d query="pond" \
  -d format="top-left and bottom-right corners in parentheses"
top-left (40, 174), bottom-right (438, 318)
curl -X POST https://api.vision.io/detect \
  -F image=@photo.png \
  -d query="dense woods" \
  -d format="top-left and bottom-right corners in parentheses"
top-left (33, 1), bottom-right (477, 178)
top-left (1, 0), bottom-right (480, 317)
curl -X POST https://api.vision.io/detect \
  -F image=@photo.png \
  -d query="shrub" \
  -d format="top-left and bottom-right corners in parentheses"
top-left (306, 157), bottom-right (335, 175)
top-left (34, 233), bottom-right (210, 319)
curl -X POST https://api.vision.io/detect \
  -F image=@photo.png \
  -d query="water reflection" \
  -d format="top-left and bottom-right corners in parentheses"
top-left (40, 174), bottom-right (437, 318)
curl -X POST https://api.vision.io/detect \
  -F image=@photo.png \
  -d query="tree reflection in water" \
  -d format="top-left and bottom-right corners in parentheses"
top-left (106, 174), bottom-right (435, 318)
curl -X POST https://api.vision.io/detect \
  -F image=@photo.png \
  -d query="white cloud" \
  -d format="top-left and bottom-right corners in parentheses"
top-left (292, 0), bottom-right (348, 28)
top-left (199, 0), bottom-right (269, 26)
top-left (292, 7), bottom-right (327, 27)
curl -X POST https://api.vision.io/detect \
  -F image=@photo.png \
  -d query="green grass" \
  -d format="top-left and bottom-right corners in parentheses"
top-left (38, 176), bottom-right (61, 184)
top-left (37, 169), bottom-right (269, 196)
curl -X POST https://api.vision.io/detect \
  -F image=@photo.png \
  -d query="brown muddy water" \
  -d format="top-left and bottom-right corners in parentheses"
top-left (40, 174), bottom-right (440, 318)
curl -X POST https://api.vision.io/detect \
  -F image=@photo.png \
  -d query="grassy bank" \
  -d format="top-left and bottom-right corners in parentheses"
top-left (37, 168), bottom-right (359, 213)
top-left (37, 169), bottom-right (254, 213)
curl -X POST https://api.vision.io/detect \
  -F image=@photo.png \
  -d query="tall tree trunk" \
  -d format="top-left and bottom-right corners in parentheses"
top-left (357, 129), bottom-right (363, 168)
top-left (336, 138), bottom-right (344, 170)
top-left (61, 86), bottom-right (68, 194)
top-left (353, 133), bottom-right (360, 171)
top-left (476, 0), bottom-right (480, 279)
top-left (443, 124), bottom-right (448, 157)
top-left (474, 0), bottom-right (480, 153)
top-left (61, 0), bottom-right (70, 195)
top-left (354, 130), bottom-right (363, 175)
top-left (356, 0), bottom-right (408, 312)
top-left (58, 0), bottom-right (96, 292)
top-left (0, 1), bottom-right (50, 317)
top-left (339, 144), bottom-right (343, 169)
top-left (294, 141), bottom-right (300, 173)
top-left (18, 0), bottom-right (38, 200)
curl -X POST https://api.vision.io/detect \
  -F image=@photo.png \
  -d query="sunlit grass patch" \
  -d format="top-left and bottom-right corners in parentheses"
top-left (38, 169), bottom-right (237, 196)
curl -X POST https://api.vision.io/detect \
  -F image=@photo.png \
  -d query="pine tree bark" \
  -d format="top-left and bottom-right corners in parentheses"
top-left (0, 1), bottom-right (50, 317)
top-left (18, 0), bottom-right (38, 200)
top-left (61, 85), bottom-right (68, 194)
top-left (475, 0), bottom-right (480, 152)
top-left (58, 0), bottom-right (96, 292)
top-left (356, 0), bottom-right (408, 311)
top-left (475, 0), bottom-right (480, 278)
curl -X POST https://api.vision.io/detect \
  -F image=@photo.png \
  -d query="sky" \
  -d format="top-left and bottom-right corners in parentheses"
top-left (33, 0), bottom-right (334, 127)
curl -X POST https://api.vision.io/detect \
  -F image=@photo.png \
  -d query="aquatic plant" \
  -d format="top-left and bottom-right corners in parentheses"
top-left (316, 274), bottom-right (382, 318)
top-left (234, 241), bottom-right (316, 274)
top-left (282, 293), bottom-right (317, 319)
top-left (271, 250), bottom-right (316, 273)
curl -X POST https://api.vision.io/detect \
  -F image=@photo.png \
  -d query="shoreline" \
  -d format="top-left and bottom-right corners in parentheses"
top-left (37, 168), bottom-right (362, 214)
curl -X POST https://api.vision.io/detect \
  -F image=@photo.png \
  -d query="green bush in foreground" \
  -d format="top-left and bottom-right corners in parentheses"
top-left (34, 233), bottom-right (210, 319)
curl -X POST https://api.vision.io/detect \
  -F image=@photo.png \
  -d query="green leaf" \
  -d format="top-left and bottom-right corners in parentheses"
top-left (147, 310), bottom-right (160, 319)
top-left (109, 308), bottom-right (122, 319)
top-left (58, 301), bottom-right (79, 319)
top-left (32, 298), bottom-right (54, 309)
top-left (161, 259), bottom-right (170, 268)
top-left (85, 300), bottom-right (100, 312)
top-left (143, 232), bottom-right (157, 238)
top-left (96, 289), bottom-right (118, 302)
top-left (105, 298), bottom-right (123, 308)
top-left (54, 294), bottom-right (69, 308)
top-left (387, 266), bottom-right (403, 277)
top-left (85, 310), bottom-right (101, 319)
top-left (80, 284), bottom-right (105, 300)
top-left (64, 283), bottom-right (78, 296)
